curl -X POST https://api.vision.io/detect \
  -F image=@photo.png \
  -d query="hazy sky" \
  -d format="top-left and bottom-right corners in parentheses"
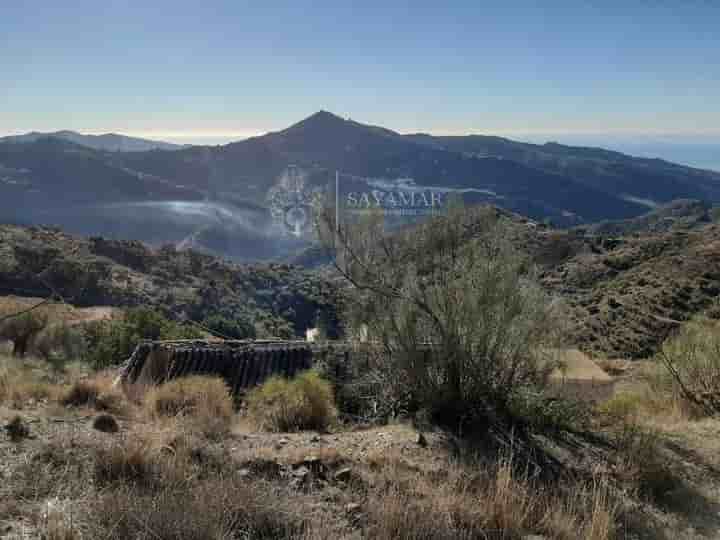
top-left (2, 1), bottom-right (719, 145)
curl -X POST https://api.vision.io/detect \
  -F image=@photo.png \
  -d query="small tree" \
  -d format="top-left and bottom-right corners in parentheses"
top-left (319, 202), bottom-right (564, 432)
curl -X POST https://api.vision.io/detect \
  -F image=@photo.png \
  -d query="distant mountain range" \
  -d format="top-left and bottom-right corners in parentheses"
top-left (0, 131), bottom-right (185, 152)
top-left (2, 111), bottom-right (720, 260)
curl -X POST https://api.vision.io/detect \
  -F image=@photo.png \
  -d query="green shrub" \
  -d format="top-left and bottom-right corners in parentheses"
top-left (321, 202), bottom-right (563, 434)
top-left (81, 307), bottom-right (204, 369)
top-left (509, 389), bottom-right (589, 432)
top-left (202, 314), bottom-right (256, 339)
top-left (245, 370), bottom-right (336, 432)
top-left (596, 392), bottom-right (644, 420)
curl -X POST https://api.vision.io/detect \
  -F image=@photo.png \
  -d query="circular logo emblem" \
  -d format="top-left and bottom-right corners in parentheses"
top-left (267, 166), bottom-right (322, 238)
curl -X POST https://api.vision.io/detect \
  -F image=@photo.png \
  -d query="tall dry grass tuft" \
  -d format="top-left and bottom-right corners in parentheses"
top-left (363, 452), bottom-right (618, 540)
top-left (144, 375), bottom-right (234, 439)
top-left (61, 372), bottom-right (127, 415)
top-left (93, 437), bottom-right (159, 488)
top-left (245, 370), bottom-right (337, 432)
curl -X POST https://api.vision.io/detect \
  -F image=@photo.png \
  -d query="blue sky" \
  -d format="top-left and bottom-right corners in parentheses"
top-left (1, 1), bottom-right (719, 146)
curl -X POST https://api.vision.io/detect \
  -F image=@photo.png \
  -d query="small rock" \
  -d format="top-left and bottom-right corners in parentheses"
top-left (237, 468), bottom-right (251, 477)
top-left (334, 467), bottom-right (352, 482)
top-left (311, 435), bottom-right (321, 443)
top-left (243, 458), bottom-right (282, 479)
top-left (345, 503), bottom-right (362, 513)
top-left (92, 414), bottom-right (119, 433)
top-left (293, 466), bottom-right (310, 478)
top-left (4, 416), bottom-right (30, 442)
top-left (275, 437), bottom-right (290, 450)
top-left (417, 432), bottom-right (428, 448)
top-left (303, 454), bottom-right (320, 465)
top-left (289, 466), bottom-right (311, 489)
top-left (295, 455), bottom-right (324, 475)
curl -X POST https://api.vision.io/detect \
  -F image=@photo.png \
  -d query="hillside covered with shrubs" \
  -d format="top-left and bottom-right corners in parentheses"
top-left (0, 224), bottom-right (341, 340)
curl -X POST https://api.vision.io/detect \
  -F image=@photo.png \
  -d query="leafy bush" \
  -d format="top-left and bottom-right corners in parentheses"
top-left (202, 314), bottom-right (256, 339)
top-left (81, 307), bottom-right (204, 369)
top-left (245, 370), bottom-right (336, 432)
top-left (144, 376), bottom-right (234, 438)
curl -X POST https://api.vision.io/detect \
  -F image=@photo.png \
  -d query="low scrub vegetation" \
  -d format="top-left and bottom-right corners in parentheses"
top-left (144, 375), bottom-right (234, 438)
top-left (61, 373), bottom-right (127, 415)
top-left (611, 419), bottom-right (678, 501)
top-left (32, 323), bottom-right (84, 368)
top-left (659, 316), bottom-right (720, 416)
top-left (81, 307), bottom-right (204, 369)
top-left (364, 453), bottom-right (617, 540)
top-left (322, 202), bottom-right (570, 435)
top-left (245, 370), bottom-right (337, 432)
top-left (0, 356), bottom-right (65, 407)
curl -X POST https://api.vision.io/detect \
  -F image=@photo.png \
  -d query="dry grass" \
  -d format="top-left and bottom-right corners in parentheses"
top-left (144, 375), bottom-right (234, 439)
top-left (26, 423), bottom-right (619, 540)
top-left (610, 418), bottom-right (679, 501)
top-left (7, 436), bottom-right (91, 503)
top-left (362, 453), bottom-right (617, 540)
top-left (61, 372), bottom-right (128, 415)
top-left (245, 370), bottom-right (337, 432)
top-left (82, 422), bottom-right (313, 539)
top-left (85, 475), bottom-right (311, 540)
top-left (0, 355), bottom-right (66, 407)
top-left (7, 408), bottom-right (623, 540)
top-left (597, 361), bottom-right (705, 427)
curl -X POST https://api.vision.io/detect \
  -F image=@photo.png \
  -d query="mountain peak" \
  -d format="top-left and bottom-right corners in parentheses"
top-left (284, 110), bottom-right (347, 131)
top-left (280, 111), bottom-right (402, 142)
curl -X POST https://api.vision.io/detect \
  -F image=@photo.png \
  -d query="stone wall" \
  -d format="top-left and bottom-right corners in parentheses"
top-left (117, 339), bottom-right (348, 395)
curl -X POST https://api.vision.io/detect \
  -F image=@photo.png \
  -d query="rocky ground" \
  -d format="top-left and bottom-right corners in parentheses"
top-left (3, 356), bottom-right (720, 539)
